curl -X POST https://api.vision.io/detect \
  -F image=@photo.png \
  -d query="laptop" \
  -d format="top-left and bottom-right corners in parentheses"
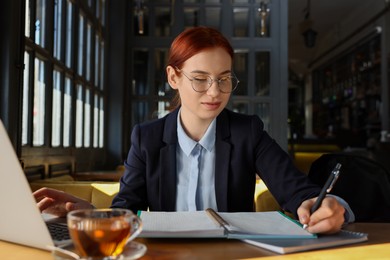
top-left (0, 120), bottom-right (70, 250)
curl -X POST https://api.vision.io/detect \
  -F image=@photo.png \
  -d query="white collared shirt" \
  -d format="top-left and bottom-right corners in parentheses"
top-left (175, 110), bottom-right (218, 211)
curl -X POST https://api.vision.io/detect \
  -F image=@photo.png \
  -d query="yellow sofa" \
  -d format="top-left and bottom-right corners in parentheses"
top-left (30, 175), bottom-right (281, 213)
top-left (254, 180), bottom-right (282, 212)
top-left (290, 144), bottom-right (341, 174)
top-left (29, 175), bottom-right (119, 209)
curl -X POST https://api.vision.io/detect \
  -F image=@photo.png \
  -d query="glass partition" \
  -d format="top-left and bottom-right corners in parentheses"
top-left (205, 8), bottom-right (221, 29)
top-left (255, 51), bottom-right (270, 96)
top-left (233, 8), bottom-right (249, 37)
top-left (184, 7), bottom-right (200, 28)
top-left (233, 50), bottom-right (249, 96)
top-left (132, 49), bottom-right (150, 95)
top-left (155, 7), bottom-right (171, 37)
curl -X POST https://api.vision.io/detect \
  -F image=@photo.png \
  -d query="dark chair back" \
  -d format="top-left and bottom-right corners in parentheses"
top-left (308, 153), bottom-right (390, 222)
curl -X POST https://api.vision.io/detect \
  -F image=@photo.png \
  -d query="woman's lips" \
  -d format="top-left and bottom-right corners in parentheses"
top-left (202, 101), bottom-right (221, 110)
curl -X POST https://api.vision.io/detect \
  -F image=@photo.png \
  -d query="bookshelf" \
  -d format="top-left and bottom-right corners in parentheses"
top-left (312, 35), bottom-right (381, 148)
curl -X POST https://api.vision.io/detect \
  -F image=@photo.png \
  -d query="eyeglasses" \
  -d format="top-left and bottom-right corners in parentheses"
top-left (175, 68), bottom-right (239, 93)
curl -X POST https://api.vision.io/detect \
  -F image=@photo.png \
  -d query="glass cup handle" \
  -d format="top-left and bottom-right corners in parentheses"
top-left (126, 215), bottom-right (143, 243)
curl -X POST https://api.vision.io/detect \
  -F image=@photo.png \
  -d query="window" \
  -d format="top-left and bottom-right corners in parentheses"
top-left (22, 52), bottom-right (30, 145)
top-left (77, 13), bottom-right (85, 76)
top-left (23, 0), bottom-right (107, 165)
top-left (52, 70), bottom-right (61, 146)
top-left (75, 84), bottom-right (83, 148)
top-left (63, 77), bottom-right (72, 147)
top-left (53, 0), bottom-right (63, 60)
top-left (84, 88), bottom-right (91, 147)
top-left (33, 58), bottom-right (46, 146)
top-left (35, 0), bottom-right (46, 47)
top-left (65, 0), bottom-right (73, 67)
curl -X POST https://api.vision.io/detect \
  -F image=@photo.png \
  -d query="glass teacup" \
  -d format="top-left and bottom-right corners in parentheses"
top-left (67, 208), bottom-right (142, 259)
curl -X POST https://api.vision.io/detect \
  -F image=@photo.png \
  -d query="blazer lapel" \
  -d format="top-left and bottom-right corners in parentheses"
top-left (214, 110), bottom-right (231, 212)
top-left (159, 108), bottom-right (179, 211)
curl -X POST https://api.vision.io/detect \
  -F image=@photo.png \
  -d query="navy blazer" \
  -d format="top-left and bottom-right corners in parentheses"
top-left (111, 108), bottom-right (320, 215)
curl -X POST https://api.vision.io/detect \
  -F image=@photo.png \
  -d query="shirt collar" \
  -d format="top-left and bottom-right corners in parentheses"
top-left (177, 109), bottom-right (216, 156)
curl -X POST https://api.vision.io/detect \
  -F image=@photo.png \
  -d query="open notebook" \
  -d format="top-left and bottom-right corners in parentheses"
top-left (137, 209), bottom-right (316, 239)
top-left (138, 210), bottom-right (368, 254)
top-left (0, 120), bottom-right (70, 250)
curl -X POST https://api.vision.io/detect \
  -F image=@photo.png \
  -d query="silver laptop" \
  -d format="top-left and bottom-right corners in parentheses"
top-left (0, 120), bottom-right (70, 250)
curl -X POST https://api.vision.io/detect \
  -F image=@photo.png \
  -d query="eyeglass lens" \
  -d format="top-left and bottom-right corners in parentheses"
top-left (192, 75), bottom-right (238, 93)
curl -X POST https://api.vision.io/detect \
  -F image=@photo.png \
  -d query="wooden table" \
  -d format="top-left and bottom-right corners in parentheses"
top-left (0, 223), bottom-right (389, 260)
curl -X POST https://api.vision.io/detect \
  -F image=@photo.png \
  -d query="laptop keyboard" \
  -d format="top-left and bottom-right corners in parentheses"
top-left (46, 222), bottom-right (70, 241)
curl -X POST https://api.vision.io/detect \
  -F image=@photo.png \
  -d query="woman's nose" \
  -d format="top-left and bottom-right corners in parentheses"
top-left (206, 80), bottom-right (221, 96)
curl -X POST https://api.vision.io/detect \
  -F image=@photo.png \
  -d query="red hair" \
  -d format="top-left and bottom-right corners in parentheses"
top-left (168, 27), bottom-right (233, 69)
top-left (167, 27), bottom-right (234, 108)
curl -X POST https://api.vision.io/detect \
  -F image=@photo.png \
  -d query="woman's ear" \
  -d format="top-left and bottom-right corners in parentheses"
top-left (166, 65), bottom-right (179, 90)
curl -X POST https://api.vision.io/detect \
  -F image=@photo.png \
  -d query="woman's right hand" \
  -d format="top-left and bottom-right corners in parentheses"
top-left (33, 187), bottom-right (94, 217)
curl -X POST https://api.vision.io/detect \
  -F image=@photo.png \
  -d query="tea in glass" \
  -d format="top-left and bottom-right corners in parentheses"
top-left (67, 208), bottom-right (142, 259)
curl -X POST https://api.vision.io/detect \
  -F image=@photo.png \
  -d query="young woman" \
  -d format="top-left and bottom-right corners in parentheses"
top-left (34, 27), bottom-right (353, 234)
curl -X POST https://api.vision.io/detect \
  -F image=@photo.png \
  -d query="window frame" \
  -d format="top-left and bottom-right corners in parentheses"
top-left (22, 0), bottom-right (108, 172)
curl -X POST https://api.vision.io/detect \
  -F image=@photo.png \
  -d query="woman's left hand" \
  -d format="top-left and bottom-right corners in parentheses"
top-left (297, 196), bottom-right (345, 234)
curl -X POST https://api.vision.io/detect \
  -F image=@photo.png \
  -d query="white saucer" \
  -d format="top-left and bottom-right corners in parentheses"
top-left (52, 241), bottom-right (147, 260)
top-left (117, 241), bottom-right (147, 260)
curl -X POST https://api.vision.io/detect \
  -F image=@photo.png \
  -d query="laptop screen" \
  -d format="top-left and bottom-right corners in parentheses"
top-left (0, 120), bottom-right (55, 250)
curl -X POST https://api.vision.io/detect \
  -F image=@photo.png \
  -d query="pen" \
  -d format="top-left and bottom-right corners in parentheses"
top-left (205, 208), bottom-right (231, 233)
top-left (303, 163), bottom-right (341, 229)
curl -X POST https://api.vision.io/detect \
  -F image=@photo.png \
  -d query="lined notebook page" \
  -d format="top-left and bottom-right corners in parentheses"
top-left (139, 211), bottom-right (223, 236)
top-left (220, 212), bottom-right (310, 236)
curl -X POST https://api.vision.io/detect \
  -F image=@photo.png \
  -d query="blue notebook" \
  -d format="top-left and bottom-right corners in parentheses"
top-left (243, 229), bottom-right (368, 254)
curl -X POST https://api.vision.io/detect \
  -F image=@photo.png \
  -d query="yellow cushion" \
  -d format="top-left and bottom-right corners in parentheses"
top-left (29, 180), bottom-right (120, 209)
top-left (254, 180), bottom-right (281, 212)
top-left (293, 152), bottom-right (327, 174)
top-left (290, 144), bottom-right (340, 152)
top-left (91, 183), bottom-right (120, 208)
top-left (289, 144), bottom-right (341, 174)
